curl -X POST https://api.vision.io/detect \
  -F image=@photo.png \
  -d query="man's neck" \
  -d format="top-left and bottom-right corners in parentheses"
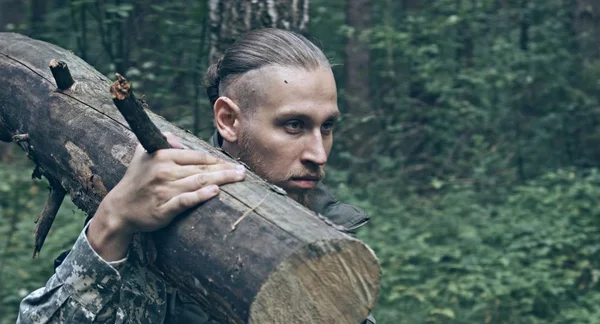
top-left (221, 140), bottom-right (240, 159)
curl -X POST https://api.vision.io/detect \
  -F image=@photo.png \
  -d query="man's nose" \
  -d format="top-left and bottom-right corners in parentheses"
top-left (301, 131), bottom-right (328, 166)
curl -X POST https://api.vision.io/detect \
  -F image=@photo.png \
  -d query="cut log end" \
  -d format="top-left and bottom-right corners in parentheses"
top-left (110, 73), bottom-right (131, 101)
top-left (49, 59), bottom-right (74, 90)
top-left (249, 239), bottom-right (380, 324)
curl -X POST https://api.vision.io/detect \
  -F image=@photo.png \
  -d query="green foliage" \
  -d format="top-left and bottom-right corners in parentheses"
top-left (331, 169), bottom-right (600, 323)
top-left (6, 0), bottom-right (600, 323)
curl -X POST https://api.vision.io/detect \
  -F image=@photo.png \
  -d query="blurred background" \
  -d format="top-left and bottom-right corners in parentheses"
top-left (3, 0), bottom-right (600, 323)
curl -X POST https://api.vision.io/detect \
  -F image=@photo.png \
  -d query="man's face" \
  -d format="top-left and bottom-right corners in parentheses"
top-left (236, 66), bottom-right (339, 203)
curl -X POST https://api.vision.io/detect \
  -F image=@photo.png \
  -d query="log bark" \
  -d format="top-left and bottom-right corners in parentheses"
top-left (0, 33), bottom-right (380, 324)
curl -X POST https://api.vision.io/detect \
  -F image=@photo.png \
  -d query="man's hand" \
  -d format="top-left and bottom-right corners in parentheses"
top-left (88, 133), bottom-right (245, 261)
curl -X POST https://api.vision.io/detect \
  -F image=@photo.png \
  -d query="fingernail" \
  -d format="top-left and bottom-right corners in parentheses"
top-left (236, 165), bottom-right (246, 172)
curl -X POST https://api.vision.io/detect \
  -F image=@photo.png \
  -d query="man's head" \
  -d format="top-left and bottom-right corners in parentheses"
top-left (204, 28), bottom-right (338, 205)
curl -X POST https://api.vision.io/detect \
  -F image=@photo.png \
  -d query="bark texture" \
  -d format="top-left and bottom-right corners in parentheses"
top-left (208, 0), bottom-right (310, 63)
top-left (345, 0), bottom-right (372, 117)
top-left (0, 33), bottom-right (380, 324)
top-left (344, 0), bottom-right (374, 165)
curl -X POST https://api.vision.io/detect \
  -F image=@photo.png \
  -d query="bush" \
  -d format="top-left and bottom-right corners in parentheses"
top-left (334, 169), bottom-right (600, 323)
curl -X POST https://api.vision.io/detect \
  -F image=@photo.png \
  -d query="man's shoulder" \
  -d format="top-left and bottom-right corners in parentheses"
top-left (310, 184), bottom-right (370, 234)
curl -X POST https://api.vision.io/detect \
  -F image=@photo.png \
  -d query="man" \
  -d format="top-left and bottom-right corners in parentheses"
top-left (18, 28), bottom-right (375, 323)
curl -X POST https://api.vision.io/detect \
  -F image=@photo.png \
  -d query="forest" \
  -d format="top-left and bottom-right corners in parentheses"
top-left (3, 0), bottom-right (600, 323)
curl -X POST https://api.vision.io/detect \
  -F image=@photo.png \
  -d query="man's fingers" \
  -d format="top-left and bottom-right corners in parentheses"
top-left (163, 132), bottom-right (186, 149)
top-left (167, 163), bottom-right (242, 180)
top-left (133, 143), bottom-right (146, 155)
top-left (154, 149), bottom-right (222, 166)
top-left (160, 185), bottom-right (220, 217)
top-left (172, 167), bottom-right (246, 193)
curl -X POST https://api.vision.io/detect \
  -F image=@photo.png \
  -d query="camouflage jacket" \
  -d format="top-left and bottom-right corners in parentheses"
top-left (18, 133), bottom-right (375, 324)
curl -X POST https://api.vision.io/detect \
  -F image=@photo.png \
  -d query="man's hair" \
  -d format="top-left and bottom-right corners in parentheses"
top-left (204, 28), bottom-right (330, 109)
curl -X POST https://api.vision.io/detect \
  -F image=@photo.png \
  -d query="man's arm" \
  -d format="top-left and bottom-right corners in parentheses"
top-left (18, 224), bottom-right (126, 323)
top-left (18, 133), bottom-right (245, 323)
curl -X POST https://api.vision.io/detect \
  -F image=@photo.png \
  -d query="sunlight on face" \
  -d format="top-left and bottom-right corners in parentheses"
top-left (236, 66), bottom-right (339, 204)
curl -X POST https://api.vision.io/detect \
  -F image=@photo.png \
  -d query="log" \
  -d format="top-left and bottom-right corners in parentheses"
top-left (0, 33), bottom-right (380, 323)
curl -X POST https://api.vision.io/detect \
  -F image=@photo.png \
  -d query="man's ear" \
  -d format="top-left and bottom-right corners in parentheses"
top-left (214, 97), bottom-right (242, 143)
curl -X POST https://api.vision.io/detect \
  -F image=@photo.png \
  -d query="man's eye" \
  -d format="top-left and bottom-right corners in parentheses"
top-left (284, 120), bottom-right (303, 132)
top-left (322, 122), bottom-right (335, 131)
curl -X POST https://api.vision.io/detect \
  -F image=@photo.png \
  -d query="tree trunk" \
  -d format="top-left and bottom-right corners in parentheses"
top-left (0, 0), bottom-right (25, 31)
top-left (0, 0), bottom-right (24, 161)
top-left (344, 0), bottom-right (372, 119)
top-left (30, 0), bottom-right (47, 39)
top-left (573, 0), bottom-right (600, 56)
top-left (0, 33), bottom-right (380, 324)
top-left (208, 0), bottom-right (310, 63)
top-left (514, 0), bottom-right (528, 182)
top-left (344, 0), bottom-right (374, 179)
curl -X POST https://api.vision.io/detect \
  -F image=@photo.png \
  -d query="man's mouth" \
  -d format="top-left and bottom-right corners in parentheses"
top-left (288, 176), bottom-right (321, 189)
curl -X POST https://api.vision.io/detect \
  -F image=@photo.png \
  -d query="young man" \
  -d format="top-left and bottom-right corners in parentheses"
top-left (18, 28), bottom-right (375, 323)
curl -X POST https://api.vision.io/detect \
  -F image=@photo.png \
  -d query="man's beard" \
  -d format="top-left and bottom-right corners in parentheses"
top-left (237, 130), bottom-right (324, 208)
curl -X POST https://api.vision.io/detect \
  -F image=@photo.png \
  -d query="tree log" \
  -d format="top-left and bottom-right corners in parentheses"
top-left (0, 33), bottom-right (380, 324)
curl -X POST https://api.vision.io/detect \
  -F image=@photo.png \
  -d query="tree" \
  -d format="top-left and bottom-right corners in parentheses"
top-left (207, 0), bottom-right (310, 63)
top-left (343, 0), bottom-right (374, 165)
top-left (30, 0), bottom-right (47, 39)
top-left (0, 0), bottom-right (25, 31)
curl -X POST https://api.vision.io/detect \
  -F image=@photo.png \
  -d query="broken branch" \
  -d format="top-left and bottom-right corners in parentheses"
top-left (49, 59), bottom-right (74, 90)
top-left (33, 181), bottom-right (66, 258)
top-left (110, 73), bottom-right (170, 153)
top-left (12, 133), bottom-right (29, 142)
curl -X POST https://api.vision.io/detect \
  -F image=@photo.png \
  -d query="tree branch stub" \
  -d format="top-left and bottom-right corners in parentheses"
top-left (110, 73), bottom-right (171, 153)
top-left (12, 133), bottom-right (29, 142)
top-left (49, 59), bottom-right (75, 90)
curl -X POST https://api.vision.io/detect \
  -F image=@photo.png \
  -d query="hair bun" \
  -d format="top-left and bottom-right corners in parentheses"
top-left (204, 57), bottom-right (224, 105)
top-left (206, 85), bottom-right (219, 105)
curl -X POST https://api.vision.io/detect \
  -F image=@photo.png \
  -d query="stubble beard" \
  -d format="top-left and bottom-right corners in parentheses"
top-left (237, 130), bottom-right (323, 208)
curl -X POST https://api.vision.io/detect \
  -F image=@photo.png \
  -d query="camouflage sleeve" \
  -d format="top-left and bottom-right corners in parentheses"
top-left (17, 225), bottom-right (127, 323)
top-left (364, 313), bottom-right (376, 323)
